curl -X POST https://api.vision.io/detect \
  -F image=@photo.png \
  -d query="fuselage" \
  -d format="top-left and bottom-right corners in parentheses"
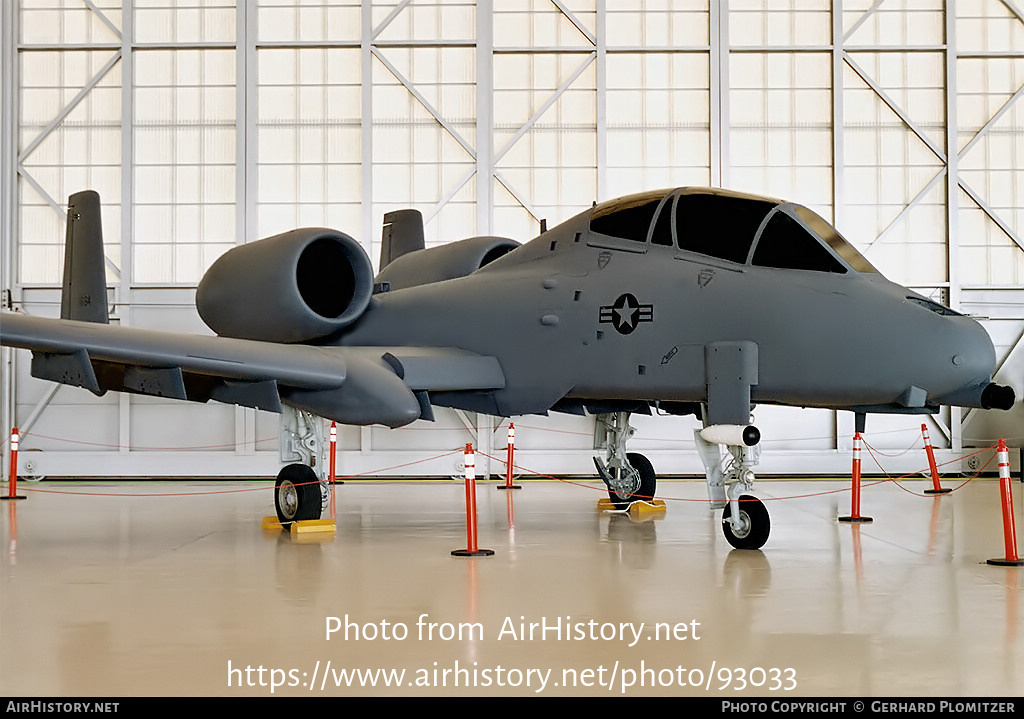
top-left (340, 187), bottom-right (1005, 418)
top-left (4, 187), bottom-right (1008, 436)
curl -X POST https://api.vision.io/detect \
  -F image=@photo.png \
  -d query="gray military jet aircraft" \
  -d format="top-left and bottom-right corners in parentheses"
top-left (1, 188), bottom-right (1015, 549)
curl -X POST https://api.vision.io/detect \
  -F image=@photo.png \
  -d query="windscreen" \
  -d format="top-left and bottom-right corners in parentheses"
top-left (793, 206), bottom-right (879, 274)
top-left (751, 211), bottom-right (848, 274)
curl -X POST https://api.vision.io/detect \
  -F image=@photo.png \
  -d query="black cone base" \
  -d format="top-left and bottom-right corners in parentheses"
top-left (987, 557), bottom-right (1024, 567)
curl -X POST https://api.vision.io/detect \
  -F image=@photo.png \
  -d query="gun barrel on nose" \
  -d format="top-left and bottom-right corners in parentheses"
top-left (981, 382), bottom-right (1016, 411)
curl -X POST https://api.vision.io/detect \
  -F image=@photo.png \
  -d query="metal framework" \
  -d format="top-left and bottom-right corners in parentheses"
top-left (2, 0), bottom-right (1022, 479)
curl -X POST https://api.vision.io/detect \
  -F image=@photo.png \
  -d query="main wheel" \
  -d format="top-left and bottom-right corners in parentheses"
top-left (607, 452), bottom-right (657, 509)
top-left (275, 464), bottom-right (322, 525)
top-left (721, 494), bottom-right (770, 550)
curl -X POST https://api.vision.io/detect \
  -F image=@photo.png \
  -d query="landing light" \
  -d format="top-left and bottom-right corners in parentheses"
top-left (699, 425), bottom-right (761, 447)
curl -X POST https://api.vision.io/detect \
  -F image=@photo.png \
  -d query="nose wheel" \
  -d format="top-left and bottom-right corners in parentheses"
top-left (721, 494), bottom-right (770, 550)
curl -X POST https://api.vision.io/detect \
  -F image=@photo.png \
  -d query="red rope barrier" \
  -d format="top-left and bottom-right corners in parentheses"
top-left (4, 450), bottom-right (463, 498)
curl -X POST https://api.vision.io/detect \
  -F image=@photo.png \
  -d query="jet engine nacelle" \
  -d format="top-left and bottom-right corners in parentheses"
top-left (375, 235), bottom-right (521, 292)
top-left (197, 228), bottom-right (374, 343)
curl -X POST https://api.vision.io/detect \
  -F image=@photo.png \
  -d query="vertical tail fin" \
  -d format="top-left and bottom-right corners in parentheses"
top-left (60, 190), bottom-right (109, 324)
top-left (379, 209), bottom-right (424, 270)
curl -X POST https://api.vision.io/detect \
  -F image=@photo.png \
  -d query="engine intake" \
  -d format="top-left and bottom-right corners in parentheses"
top-left (197, 228), bottom-right (374, 343)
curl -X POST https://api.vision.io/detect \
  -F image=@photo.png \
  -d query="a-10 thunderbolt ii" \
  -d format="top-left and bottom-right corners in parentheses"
top-left (1, 187), bottom-right (1015, 549)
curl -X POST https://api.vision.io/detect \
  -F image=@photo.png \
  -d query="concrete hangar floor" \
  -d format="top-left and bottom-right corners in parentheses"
top-left (1, 474), bottom-right (1022, 698)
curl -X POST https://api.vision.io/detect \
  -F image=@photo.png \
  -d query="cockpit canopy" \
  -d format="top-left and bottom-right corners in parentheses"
top-left (588, 187), bottom-right (878, 275)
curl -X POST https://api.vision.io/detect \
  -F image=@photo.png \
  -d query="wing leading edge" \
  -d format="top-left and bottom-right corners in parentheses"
top-left (1, 190), bottom-right (504, 428)
top-left (1, 312), bottom-right (504, 429)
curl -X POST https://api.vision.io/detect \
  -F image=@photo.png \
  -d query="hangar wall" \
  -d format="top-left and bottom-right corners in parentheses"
top-left (2, 0), bottom-right (1022, 479)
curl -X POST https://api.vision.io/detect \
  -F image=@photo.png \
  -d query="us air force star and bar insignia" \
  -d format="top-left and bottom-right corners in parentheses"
top-left (599, 293), bottom-right (654, 335)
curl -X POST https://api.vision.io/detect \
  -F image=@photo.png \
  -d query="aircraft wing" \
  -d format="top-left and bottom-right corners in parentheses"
top-left (0, 311), bottom-right (504, 428)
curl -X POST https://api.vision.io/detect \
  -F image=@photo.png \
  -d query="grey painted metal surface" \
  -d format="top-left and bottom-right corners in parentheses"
top-left (2, 187), bottom-right (1017, 545)
top-left (1, 188), bottom-right (1014, 431)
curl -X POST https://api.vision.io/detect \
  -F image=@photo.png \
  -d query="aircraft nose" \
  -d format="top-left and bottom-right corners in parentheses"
top-left (930, 318), bottom-right (1014, 409)
top-left (949, 321), bottom-right (994, 378)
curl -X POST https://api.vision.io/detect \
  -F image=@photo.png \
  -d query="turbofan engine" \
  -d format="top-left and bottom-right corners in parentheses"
top-left (196, 228), bottom-right (374, 343)
top-left (374, 235), bottom-right (521, 292)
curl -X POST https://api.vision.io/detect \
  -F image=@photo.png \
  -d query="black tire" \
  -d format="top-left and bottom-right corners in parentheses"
top-left (721, 494), bottom-right (770, 550)
top-left (275, 464), bottom-right (322, 525)
top-left (607, 452), bottom-right (657, 509)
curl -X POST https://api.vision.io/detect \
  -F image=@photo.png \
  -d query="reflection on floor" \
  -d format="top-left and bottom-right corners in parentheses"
top-left (1, 476), bottom-right (1022, 697)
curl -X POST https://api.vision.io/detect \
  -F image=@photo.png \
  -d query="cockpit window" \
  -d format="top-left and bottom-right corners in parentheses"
top-left (752, 210), bottom-right (847, 273)
top-left (676, 192), bottom-right (774, 264)
top-left (589, 191), bottom-right (668, 243)
top-left (793, 206), bottom-right (878, 274)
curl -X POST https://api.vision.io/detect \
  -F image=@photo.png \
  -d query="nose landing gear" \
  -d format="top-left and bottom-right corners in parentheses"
top-left (695, 424), bottom-right (770, 550)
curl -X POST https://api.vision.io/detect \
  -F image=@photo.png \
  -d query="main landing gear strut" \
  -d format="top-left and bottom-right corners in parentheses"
top-left (593, 411), bottom-right (770, 549)
top-left (593, 412), bottom-right (656, 508)
top-left (274, 407), bottom-right (328, 525)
